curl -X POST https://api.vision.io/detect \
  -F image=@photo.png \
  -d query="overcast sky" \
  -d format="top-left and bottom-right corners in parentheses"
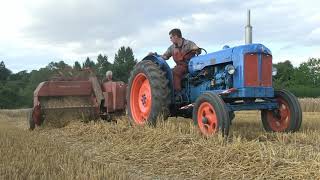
top-left (1, 0), bottom-right (319, 72)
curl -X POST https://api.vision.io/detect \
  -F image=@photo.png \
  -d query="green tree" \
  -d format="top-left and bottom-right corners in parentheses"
top-left (296, 58), bottom-right (320, 87)
top-left (113, 46), bottom-right (137, 82)
top-left (83, 57), bottom-right (96, 69)
top-left (273, 60), bottom-right (295, 88)
top-left (96, 54), bottom-right (111, 78)
top-left (272, 58), bottom-right (320, 97)
top-left (0, 61), bottom-right (12, 81)
top-left (73, 61), bottom-right (82, 70)
top-left (29, 68), bottom-right (54, 85)
top-left (8, 70), bottom-right (30, 81)
top-left (47, 60), bottom-right (71, 71)
top-left (6, 70), bottom-right (31, 107)
top-left (0, 86), bottom-right (20, 108)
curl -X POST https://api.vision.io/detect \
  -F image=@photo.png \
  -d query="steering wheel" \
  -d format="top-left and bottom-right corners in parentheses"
top-left (183, 48), bottom-right (207, 60)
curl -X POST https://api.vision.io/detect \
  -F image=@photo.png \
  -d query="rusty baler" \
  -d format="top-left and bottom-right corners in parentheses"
top-left (28, 70), bottom-right (126, 130)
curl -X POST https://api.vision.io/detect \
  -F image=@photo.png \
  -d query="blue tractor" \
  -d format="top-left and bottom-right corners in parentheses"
top-left (126, 11), bottom-right (302, 136)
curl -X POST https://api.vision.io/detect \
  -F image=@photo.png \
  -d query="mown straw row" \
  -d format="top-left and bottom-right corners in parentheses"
top-left (1, 110), bottom-right (320, 179)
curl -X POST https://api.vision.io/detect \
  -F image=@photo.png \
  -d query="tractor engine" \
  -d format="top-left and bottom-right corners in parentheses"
top-left (188, 63), bottom-right (234, 90)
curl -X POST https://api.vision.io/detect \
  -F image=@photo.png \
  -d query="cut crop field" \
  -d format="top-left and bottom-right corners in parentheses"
top-left (1, 106), bottom-right (320, 179)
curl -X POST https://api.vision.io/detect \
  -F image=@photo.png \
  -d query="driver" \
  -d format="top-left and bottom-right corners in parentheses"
top-left (149, 28), bottom-right (199, 93)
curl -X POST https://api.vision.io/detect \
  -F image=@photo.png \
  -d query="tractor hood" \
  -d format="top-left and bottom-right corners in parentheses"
top-left (188, 43), bottom-right (272, 75)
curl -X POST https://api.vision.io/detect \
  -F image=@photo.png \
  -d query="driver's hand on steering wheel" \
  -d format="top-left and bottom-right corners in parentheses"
top-left (148, 52), bottom-right (158, 56)
top-left (195, 48), bottom-right (201, 55)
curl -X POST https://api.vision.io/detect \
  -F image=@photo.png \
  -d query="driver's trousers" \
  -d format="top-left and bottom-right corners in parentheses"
top-left (173, 64), bottom-right (188, 92)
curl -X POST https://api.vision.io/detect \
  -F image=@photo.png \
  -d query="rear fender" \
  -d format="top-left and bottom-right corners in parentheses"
top-left (142, 55), bottom-right (174, 102)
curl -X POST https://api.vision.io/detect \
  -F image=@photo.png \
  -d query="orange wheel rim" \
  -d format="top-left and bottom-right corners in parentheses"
top-left (197, 102), bottom-right (218, 135)
top-left (267, 97), bottom-right (291, 132)
top-left (130, 73), bottom-right (152, 124)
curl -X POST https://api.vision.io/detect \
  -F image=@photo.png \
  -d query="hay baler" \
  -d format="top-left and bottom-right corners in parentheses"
top-left (29, 71), bottom-right (126, 130)
top-left (126, 10), bottom-right (302, 136)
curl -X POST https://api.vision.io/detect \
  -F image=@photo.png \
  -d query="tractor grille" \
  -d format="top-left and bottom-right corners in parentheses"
top-left (261, 54), bottom-right (272, 86)
top-left (244, 53), bottom-right (272, 87)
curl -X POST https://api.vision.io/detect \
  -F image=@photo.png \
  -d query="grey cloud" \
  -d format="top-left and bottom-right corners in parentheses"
top-left (21, 0), bottom-right (320, 64)
top-left (25, 0), bottom-right (196, 42)
top-left (24, 0), bottom-right (249, 45)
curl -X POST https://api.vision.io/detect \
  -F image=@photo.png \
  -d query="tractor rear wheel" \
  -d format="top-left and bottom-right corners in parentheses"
top-left (127, 60), bottom-right (170, 126)
top-left (261, 90), bottom-right (302, 132)
top-left (193, 93), bottom-right (230, 136)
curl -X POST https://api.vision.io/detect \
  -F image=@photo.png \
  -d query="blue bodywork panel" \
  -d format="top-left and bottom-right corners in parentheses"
top-left (227, 101), bottom-right (278, 111)
top-left (201, 92), bottom-right (278, 111)
top-left (188, 47), bottom-right (233, 75)
top-left (188, 86), bottom-right (274, 102)
top-left (188, 43), bottom-right (274, 101)
top-left (189, 43), bottom-right (271, 74)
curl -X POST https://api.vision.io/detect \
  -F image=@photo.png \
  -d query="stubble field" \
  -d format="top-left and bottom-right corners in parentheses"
top-left (1, 98), bottom-right (320, 179)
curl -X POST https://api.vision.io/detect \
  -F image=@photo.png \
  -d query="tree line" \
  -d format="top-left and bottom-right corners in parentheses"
top-left (273, 58), bottom-right (320, 97)
top-left (0, 46), bottom-right (137, 108)
top-left (0, 46), bottom-right (319, 109)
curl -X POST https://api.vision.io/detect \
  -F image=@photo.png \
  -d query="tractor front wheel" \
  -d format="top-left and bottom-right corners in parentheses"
top-left (193, 93), bottom-right (230, 136)
top-left (127, 60), bottom-right (170, 126)
top-left (261, 90), bottom-right (302, 132)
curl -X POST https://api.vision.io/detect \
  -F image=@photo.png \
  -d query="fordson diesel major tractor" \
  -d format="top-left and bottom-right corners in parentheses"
top-left (126, 10), bottom-right (302, 136)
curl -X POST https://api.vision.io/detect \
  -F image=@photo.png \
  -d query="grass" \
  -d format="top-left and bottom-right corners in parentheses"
top-left (0, 109), bottom-right (320, 179)
top-left (299, 98), bottom-right (320, 112)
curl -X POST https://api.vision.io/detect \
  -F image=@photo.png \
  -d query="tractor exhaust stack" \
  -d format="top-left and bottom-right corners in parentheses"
top-left (245, 9), bottom-right (252, 44)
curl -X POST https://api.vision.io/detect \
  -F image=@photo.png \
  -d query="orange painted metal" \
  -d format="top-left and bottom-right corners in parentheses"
top-left (129, 73), bottom-right (152, 124)
top-left (35, 81), bottom-right (92, 97)
top-left (261, 54), bottom-right (272, 86)
top-left (197, 102), bottom-right (218, 135)
top-left (244, 53), bottom-right (259, 87)
top-left (32, 105), bottom-right (42, 125)
top-left (31, 76), bottom-right (127, 128)
top-left (32, 80), bottom-right (94, 121)
top-left (102, 81), bottom-right (127, 113)
top-left (266, 97), bottom-right (291, 132)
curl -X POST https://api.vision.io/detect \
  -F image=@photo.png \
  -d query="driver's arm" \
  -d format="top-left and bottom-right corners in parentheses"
top-left (161, 46), bottom-right (172, 60)
top-left (161, 54), bottom-right (170, 60)
top-left (189, 41), bottom-right (200, 55)
top-left (148, 52), bottom-right (170, 60)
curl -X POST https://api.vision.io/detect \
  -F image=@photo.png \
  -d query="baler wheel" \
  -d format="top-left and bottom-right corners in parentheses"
top-left (261, 90), bottom-right (302, 132)
top-left (193, 93), bottom-right (230, 136)
top-left (28, 109), bottom-right (35, 130)
top-left (127, 60), bottom-right (170, 126)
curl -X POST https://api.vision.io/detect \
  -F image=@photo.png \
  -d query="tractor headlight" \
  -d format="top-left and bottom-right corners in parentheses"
top-left (225, 64), bottom-right (235, 75)
top-left (272, 67), bottom-right (277, 76)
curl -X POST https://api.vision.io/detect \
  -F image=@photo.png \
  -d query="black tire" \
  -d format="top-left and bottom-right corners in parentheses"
top-left (28, 109), bottom-right (35, 130)
top-left (229, 111), bottom-right (235, 125)
top-left (287, 90), bottom-right (303, 131)
top-left (193, 92), bottom-right (230, 136)
top-left (261, 90), bottom-right (302, 132)
top-left (127, 60), bottom-right (170, 126)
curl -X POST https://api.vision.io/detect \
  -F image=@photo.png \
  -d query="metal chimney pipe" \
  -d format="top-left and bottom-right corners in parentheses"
top-left (245, 9), bottom-right (252, 44)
